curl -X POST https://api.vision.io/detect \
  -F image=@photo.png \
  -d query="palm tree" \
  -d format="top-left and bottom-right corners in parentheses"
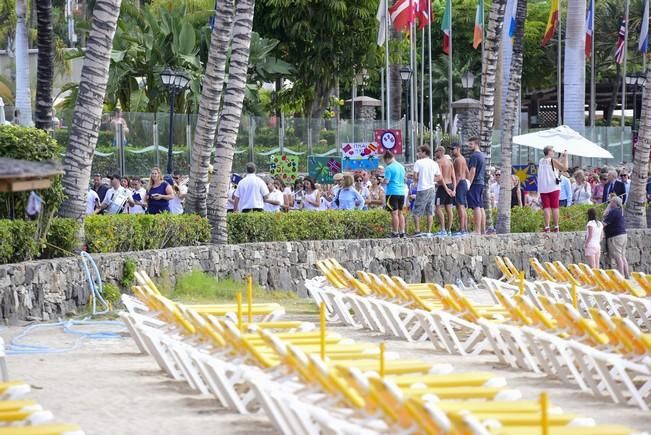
top-left (14, 0), bottom-right (33, 126)
top-left (34, 0), bottom-right (54, 130)
top-left (479, 0), bottom-right (507, 229)
top-left (624, 62), bottom-right (651, 229)
top-left (207, 0), bottom-right (256, 243)
top-left (185, 0), bottom-right (235, 216)
top-left (496, 0), bottom-right (527, 234)
top-left (59, 0), bottom-right (123, 221)
top-left (563, 0), bottom-right (586, 135)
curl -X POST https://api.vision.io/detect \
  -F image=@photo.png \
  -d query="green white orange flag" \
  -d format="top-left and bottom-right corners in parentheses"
top-left (473, 0), bottom-right (484, 49)
top-left (442, 0), bottom-right (451, 54)
top-left (541, 0), bottom-right (559, 47)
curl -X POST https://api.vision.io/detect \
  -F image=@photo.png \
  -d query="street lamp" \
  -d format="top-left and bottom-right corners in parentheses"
top-left (160, 66), bottom-right (190, 175)
top-left (461, 71), bottom-right (475, 98)
top-left (625, 72), bottom-right (646, 133)
top-left (399, 66), bottom-right (412, 162)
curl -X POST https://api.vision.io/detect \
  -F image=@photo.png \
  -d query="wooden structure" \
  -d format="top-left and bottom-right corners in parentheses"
top-left (0, 158), bottom-right (63, 192)
top-left (0, 158), bottom-right (63, 219)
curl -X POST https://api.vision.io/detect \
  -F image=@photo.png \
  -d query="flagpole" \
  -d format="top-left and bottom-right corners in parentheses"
top-left (428, 0), bottom-right (433, 148)
top-left (385, 0), bottom-right (391, 129)
top-left (381, 68), bottom-right (385, 124)
top-left (410, 20), bottom-right (416, 161)
top-left (590, 0), bottom-right (595, 129)
top-left (447, 0), bottom-right (454, 135)
top-left (557, 0), bottom-right (562, 126)
top-left (622, 0), bottom-right (630, 163)
top-left (420, 26), bottom-right (425, 146)
top-left (412, 21), bottom-right (418, 151)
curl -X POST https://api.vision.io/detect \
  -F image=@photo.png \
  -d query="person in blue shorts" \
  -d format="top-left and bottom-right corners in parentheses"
top-left (466, 137), bottom-right (486, 235)
top-left (451, 143), bottom-right (469, 234)
top-left (383, 151), bottom-right (406, 238)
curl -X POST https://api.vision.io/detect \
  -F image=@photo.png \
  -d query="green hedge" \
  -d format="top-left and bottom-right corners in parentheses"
top-left (85, 214), bottom-right (210, 253)
top-left (0, 204), bottom-right (622, 264)
top-left (0, 218), bottom-right (79, 264)
top-left (227, 209), bottom-right (391, 243)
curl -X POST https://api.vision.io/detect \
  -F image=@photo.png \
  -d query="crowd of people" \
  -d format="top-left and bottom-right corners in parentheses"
top-left (86, 137), bottom-right (649, 276)
top-left (87, 167), bottom-right (187, 216)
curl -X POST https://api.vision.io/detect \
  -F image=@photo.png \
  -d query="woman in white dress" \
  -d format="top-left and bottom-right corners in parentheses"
top-left (584, 208), bottom-right (604, 268)
top-left (302, 177), bottom-right (321, 211)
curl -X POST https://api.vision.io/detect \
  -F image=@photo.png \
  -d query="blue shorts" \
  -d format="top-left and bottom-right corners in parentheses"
top-left (467, 184), bottom-right (484, 209)
top-left (454, 180), bottom-right (468, 207)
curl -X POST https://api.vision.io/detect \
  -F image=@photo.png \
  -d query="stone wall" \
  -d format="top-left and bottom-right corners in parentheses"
top-left (1, 230), bottom-right (650, 322)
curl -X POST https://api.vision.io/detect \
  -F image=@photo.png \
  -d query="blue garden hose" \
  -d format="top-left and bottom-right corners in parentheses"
top-left (5, 252), bottom-right (125, 355)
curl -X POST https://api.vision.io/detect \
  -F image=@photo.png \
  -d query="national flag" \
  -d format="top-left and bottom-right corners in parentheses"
top-left (640, 0), bottom-right (649, 53)
top-left (416, 0), bottom-right (432, 30)
top-left (473, 0), bottom-right (484, 49)
top-left (389, 0), bottom-right (416, 33)
top-left (441, 0), bottom-right (451, 54)
top-left (376, 0), bottom-right (387, 46)
top-left (615, 19), bottom-right (626, 64)
top-left (505, 0), bottom-right (517, 38)
top-left (585, 0), bottom-right (594, 58)
top-left (541, 0), bottom-right (559, 47)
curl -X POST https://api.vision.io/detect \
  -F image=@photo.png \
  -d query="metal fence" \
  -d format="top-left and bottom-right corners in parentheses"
top-left (64, 112), bottom-right (633, 177)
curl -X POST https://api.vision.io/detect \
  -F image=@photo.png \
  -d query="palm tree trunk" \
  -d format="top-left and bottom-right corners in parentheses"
top-left (390, 28), bottom-right (402, 121)
top-left (496, 0), bottom-right (527, 234)
top-left (207, 0), bottom-right (256, 244)
top-left (185, 0), bottom-right (235, 216)
top-left (563, 0), bottom-right (586, 135)
top-left (14, 0), bottom-right (33, 126)
top-left (35, 0), bottom-right (54, 131)
top-left (624, 63), bottom-right (651, 229)
top-left (59, 0), bottom-right (122, 221)
top-left (479, 0), bottom-right (507, 229)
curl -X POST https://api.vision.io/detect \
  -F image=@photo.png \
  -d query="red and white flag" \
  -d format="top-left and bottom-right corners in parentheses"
top-left (416, 0), bottom-right (432, 30)
top-left (389, 0), bottom-right (416, 32)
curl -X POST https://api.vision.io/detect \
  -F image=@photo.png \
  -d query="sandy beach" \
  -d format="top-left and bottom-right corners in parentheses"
top-left (0, 313), bottom-right (649, 434)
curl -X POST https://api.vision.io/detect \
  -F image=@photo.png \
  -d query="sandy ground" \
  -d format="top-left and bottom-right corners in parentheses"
top-left (0, 324), bottom-right (276, 435)
top-left (0, 307), bottom-right (649, 434)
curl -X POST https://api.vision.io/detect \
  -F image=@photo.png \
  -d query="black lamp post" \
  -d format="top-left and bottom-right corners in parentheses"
top-left (160, 67), bottom-right (190, 175)
top-left (625, 72), bottom-right (646, 133)
top-left (461, 71), bottom-right (475, 99)
top-left (399, 65), bottom-right (412, 162)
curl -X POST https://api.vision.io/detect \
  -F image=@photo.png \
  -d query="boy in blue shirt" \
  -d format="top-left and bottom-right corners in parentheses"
top-left (383, 151), bottom-right (406, 238)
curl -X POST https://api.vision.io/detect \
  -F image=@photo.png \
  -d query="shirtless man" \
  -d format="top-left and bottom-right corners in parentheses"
top-left (434, 146), bottom-right (456, 235)
top-left (452, 143), bottom-right (469, 234)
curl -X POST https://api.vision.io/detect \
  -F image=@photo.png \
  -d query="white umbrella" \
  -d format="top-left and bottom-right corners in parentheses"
top-left (512, 125), bottom-right (613, 159)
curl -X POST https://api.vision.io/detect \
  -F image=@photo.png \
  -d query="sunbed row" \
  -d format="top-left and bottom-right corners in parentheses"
top-left (120, 271), bottom-right (647, 435)
top-left (309, 259), bottom-right (651, 410)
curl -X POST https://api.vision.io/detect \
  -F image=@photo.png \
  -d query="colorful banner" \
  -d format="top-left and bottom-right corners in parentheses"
top-left (308, 156), bottom-right (342, 184)
top-left (269, 154), bottom-right (299, 183)
top-left (342, 156), bottom-right (380, 171)
top-left (512, 163), bottom-right (538, 192)
top-left (373, 129), bottom-right (403, 154)
top-left (341, 142), bottom-right (378, 159)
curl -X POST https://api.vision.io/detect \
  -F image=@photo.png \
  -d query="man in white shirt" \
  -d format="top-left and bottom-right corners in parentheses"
top-left (412, 145), bottom-right (442, 235)
top-left (233, 162), bottom-right (270, 212)
top-left (86, 188), bottom-right (99, 216)
top-left (97, 174), bottom-right (134, 215)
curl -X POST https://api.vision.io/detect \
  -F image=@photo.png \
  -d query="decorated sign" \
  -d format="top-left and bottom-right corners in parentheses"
top-left (308, 156), bottom-right (342, 184)
top-left (270, 154), bottom-right (299, 183)
top-left (512, 163), bottom-right (538, 192)
top-left (341, 142), bottom-right (378, 159)
top-left (342, 156), bottom-right (379, 171)
top-left (374, 129), bottom-right (403, 154)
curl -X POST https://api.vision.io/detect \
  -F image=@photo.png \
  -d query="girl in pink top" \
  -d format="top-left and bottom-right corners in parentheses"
top-left (584, 208), bottom-right (603, 268)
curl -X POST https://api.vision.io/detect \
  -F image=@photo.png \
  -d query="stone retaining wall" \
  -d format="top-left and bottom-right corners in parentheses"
top-left (1, 230), bottom-right (650, 322)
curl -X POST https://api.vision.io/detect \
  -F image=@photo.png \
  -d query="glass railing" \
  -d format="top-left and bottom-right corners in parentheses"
top-left (65, 112), bottom-right (634, 177)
